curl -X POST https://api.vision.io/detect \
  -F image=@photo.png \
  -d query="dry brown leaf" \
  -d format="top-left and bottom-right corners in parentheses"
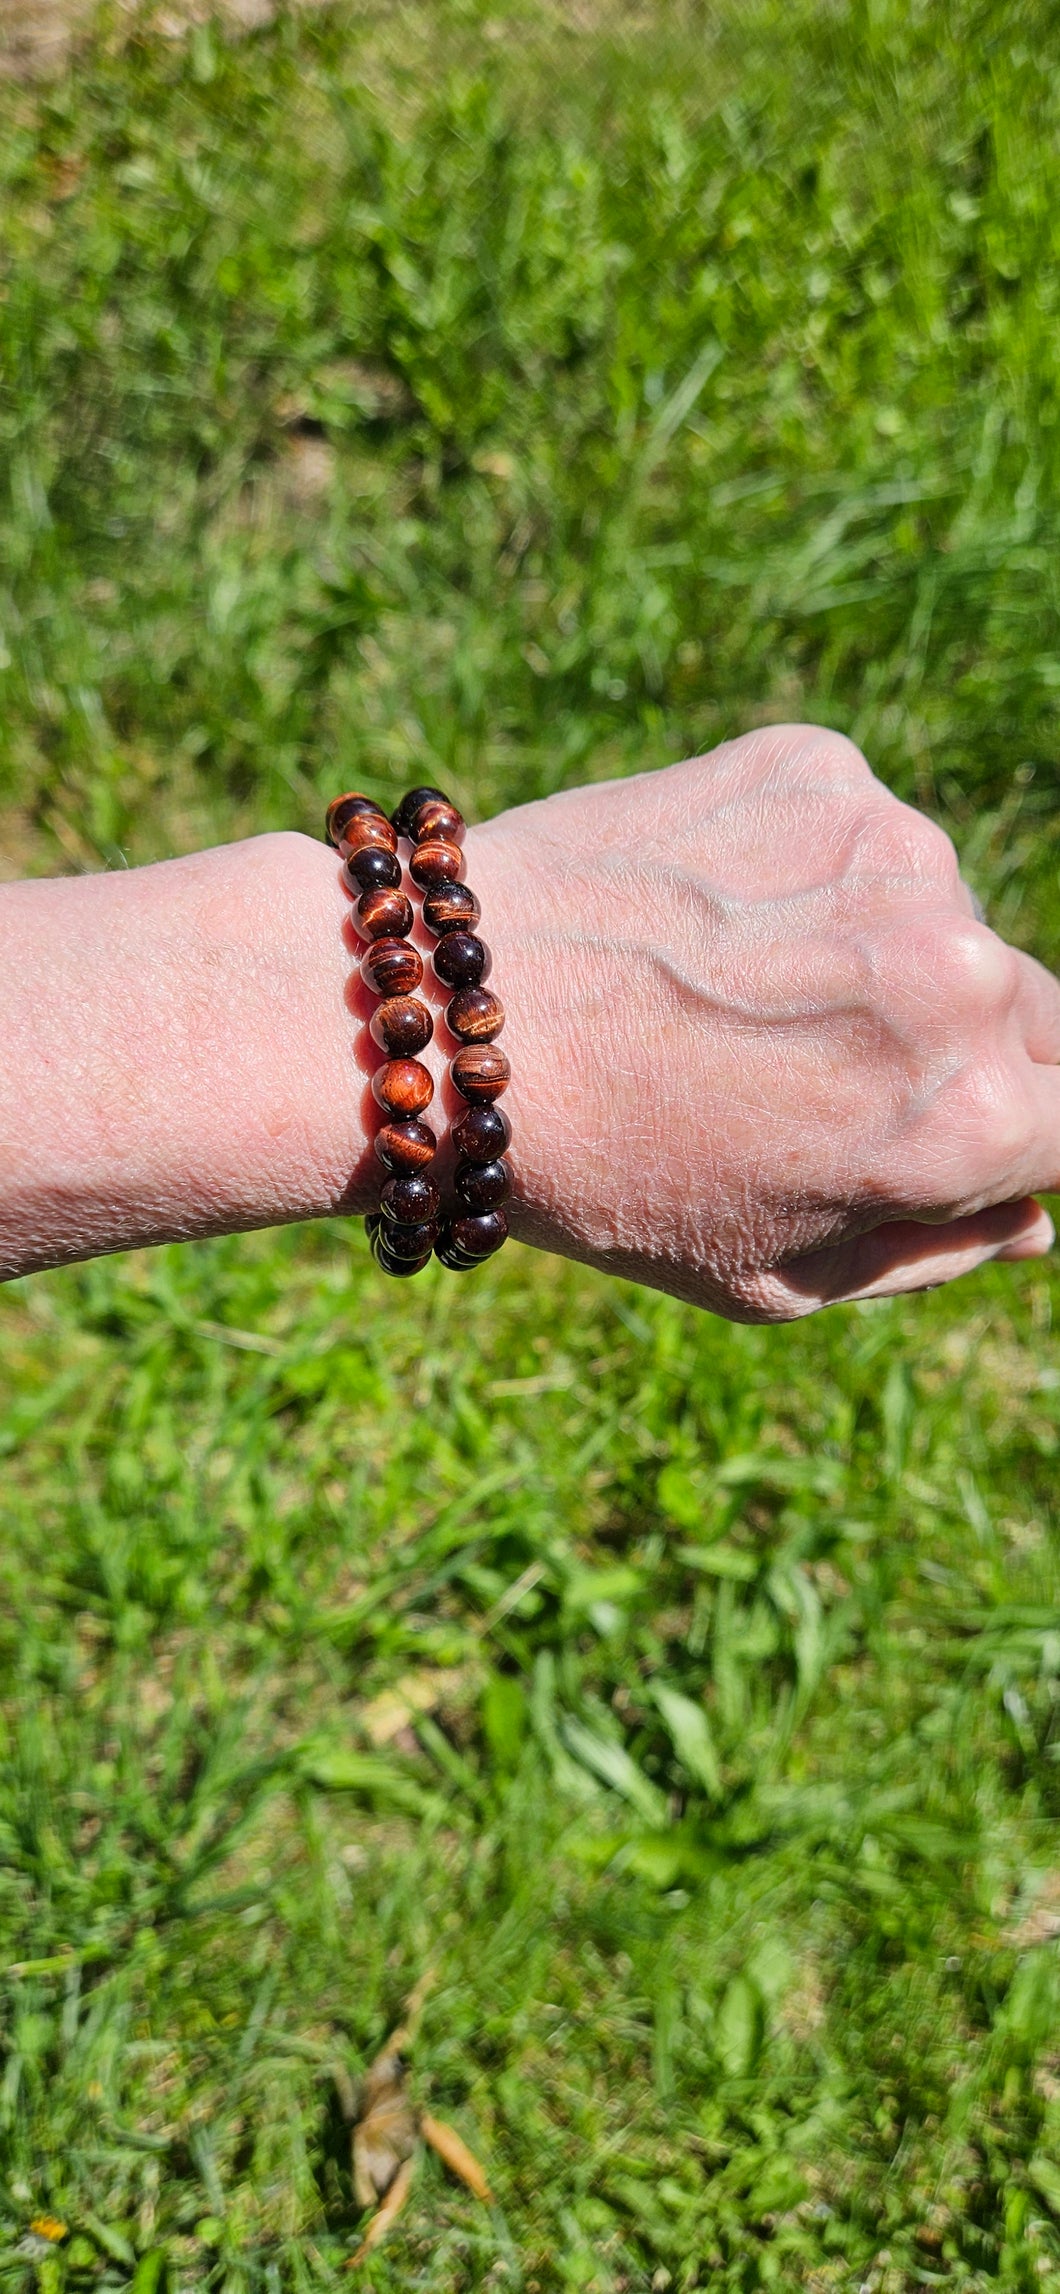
top-left (346, 2153), bottom-right (416, 2268)
top-left (421, 2112), bottom-right (492, 2202)
top-left (352, 2046), bottom-right (417, 2209)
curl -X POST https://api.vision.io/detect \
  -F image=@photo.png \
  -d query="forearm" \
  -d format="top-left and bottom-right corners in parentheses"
top-left (0, 832), bottom-right (383, 1278)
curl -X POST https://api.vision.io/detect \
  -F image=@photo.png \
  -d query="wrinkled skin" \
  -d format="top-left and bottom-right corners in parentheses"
top-left (471, 724), bottom-right (1059, 1318)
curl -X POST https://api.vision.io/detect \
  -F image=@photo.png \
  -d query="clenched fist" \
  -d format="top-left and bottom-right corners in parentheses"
top-left (472, 724), bottom-right (1058, 1317)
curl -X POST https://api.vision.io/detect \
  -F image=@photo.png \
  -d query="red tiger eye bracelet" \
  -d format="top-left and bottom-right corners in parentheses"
top-left (326, 784), bottom-right (512, 1275)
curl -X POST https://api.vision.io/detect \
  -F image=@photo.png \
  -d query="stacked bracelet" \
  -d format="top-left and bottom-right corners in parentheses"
top-left (326, 784), bottom-right (511, 1276)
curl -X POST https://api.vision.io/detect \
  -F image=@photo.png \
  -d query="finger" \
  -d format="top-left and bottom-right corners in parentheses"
top-left (774, 1197), bottom-right (1054, 1313)
top-left (1014, 947), bottom-right (1060, 1065)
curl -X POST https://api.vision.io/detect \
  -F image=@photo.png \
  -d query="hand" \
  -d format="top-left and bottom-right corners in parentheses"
top-left (471, 723), bottom-right (1059, 1319)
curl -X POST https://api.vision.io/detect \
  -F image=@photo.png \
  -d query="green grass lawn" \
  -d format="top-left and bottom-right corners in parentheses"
top-left (2, 1), bottom-right (1060, 2286)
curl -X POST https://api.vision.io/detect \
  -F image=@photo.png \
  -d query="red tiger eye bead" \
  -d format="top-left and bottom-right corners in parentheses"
top-left (326, 791), bottom-right (385, 847)
top-left (343, 846), bottom-right (402, 894)
top-left (451, 1208), bottom-right (509, 1258)
top-left (374, 1119), bottom-right (437, 1174)
top-left (380, 1172), bottom-right (441, 1224)
top-left (421, 882), bottom-right (480, 937)
top-left (408, 797), bottom-right (465, 846)
top-left (452, 1103), bottom-right (511, 1161)
top-left (433, 932), bottom-right (490, 989)
top-left (341, 813), bottom-right (398, 858)
top-left (354, 888), bottom-right (415, 942)
top-left (392, 785), bottom-right (449, 839)
top-left (454, 1156), bottom-right (510, 1210)
top-left (409, 839), bottom-right (465, 891)
top-left (370, 996), bottom-right (433, 1056)
top-left (446, 987), bottom-right (504, 1043)
top-left (360, 938), bottom-right (424, 997)
top-left (372, 1058), bottom-right (434, 1117)
top-left (451, 1044), bottom-right (510, 1103)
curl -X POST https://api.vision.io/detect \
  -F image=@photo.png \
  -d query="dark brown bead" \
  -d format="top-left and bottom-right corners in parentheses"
top-left (343, 845), bottom-right (402, 894)
top-left (434, 1234), bottom-right (481, 1271)
top-left (355, 887), bottom-right (415, 942)
top-left (409, 839), bottom-right (465, 891)
top-left (446, 986), bottom-right (504, 1043)
top-left (380, 1218), bottom-right (439, 1260)
top-left (372, 1058), bottom-right (434, 1117)
top-left (454, 1156), bottom-right (510, 1210)
top-left (433, 931), bottom-right (490, 989)
top-left (370, 996), bottom-right (433, 1057)
top-left (360, 938), bottom-right (424, 997)
top-left (392, 785), bottom-right (449, 839)
top-left (371, 1231), bottom-right (433, 1277)
top-left (341, 813), bottom-right (398, 858)
top-left (451, 1044), bottom-right (510, 1103)
top-left (422, 883), bottom-right (481, 938)
top-left (452, 1103), bottom-right (511, 1162)
top-left (374, 1118), bottom-right (437, 1174)
top-left (326, 791), bottom-right (385, 847)
top-left (409, 797), bottom-right (465, 847)
top-left (380, 1172), bottom-right (440, 1225)
top-left (451, 1208), bottom-right (509, 1258)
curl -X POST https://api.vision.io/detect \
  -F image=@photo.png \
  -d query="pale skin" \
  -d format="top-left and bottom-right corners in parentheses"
top-left (1, 722), bottom-right (1057, 1319)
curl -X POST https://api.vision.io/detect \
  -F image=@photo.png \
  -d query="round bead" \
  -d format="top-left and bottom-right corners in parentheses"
top-left (355, 888), bottom-right (415, 942)
top-left (372, 1232), bottom-right (433, 1277)
top-left (380, 1172), bottom-right (441, 1225)
top-left (433, 932), bottom-right (490, 990)
top-left (451, 1044), bottom-right (510, 1103)
top-left (326, 791), bottom-right (385, 847)
top-left (451, 1208), bottom-right (509, 1258)
top-left (343, 845), bottom-right (402, 895)
top-left (372, 1058), bottom-right (434, 1117)
top-left (446, 986), bottom-right (504, 1043)
top-left (392, 785), bottom-right (449, 839)
top-left (422, 883), bottom-right (481, 938)
top-left (409, 797), bottom-right (465, 847)
top-left (452, 1103), bottom-right (511, 1162)
top-left (409, 839), bottom-right (465, 891)
top-left (374, 1118), bottom-right (437, 1174)
top-left (341, 814), bottom-right (398, 858)
top-left (360, 939), bottom-right (424, 997)
top-left (370, 996), bottom-right (433, 1057)
top-left (454, 1156), bottom-right (510, 1211)
top-left (434, 1235), bottom-right (481, 1272)
top-left (381, 1218), bottom-right (440, 1260)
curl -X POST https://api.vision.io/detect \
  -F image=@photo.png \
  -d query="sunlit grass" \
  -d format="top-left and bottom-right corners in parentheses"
top-left (1, 2), bottom-right (1060, 2287)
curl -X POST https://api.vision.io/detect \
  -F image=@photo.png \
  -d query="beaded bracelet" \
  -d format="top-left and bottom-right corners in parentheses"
top-left (325, 785), bottom-right (511, 1276)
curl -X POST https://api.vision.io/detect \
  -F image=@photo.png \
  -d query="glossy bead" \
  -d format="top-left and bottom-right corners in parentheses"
top-left (446, 986), bottom-right (504, 1043)
top-left (343, 845), bottom-right (402, 895)
top-left (370, 996), bottom-right (433, 1057)
top-left (372, 1058), bottom-right (433, 1117)
top-left (408, 796), bottom-right (465, 847)
top-left (409, 838), bottom-right (465, 891)
top-left (371, 1231), bottom-right (433, 1277)
top-left (454, 1156), bottom-right (510, 1210)
top-left (374, 1118), bottom-right (437, 1174)
top-left (380, 1172), bottom-right (440, 1225)
top-left (433, 931), bottom-right (490, 990)
top-left (451, 1044), bottom-right (510, 1103)
top-left (380, 1218), bottom-right (440, 1260)
top-left (451, 1208), bottom-right (509, 1258)
top-left (452, 1103), bottom-right (511, 1162)
top-left (434, 1235), bottom-right (481, 1271)
top-left (355, 887), bottom-right (415, 942)
top-left (326, 791), bottom-right (385, 847)
top-left (360, 938), bottom-right (424, 997)
top-left (422, 883), bottom-right (481, 938)
top-left (392, 785), bottom-right (449, 839)
top-left (341, 813), bottom-right (398, 858)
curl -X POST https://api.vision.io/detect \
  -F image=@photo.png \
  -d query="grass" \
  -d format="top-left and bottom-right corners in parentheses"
top-left (1, 0), bottom-right (1060, 2285)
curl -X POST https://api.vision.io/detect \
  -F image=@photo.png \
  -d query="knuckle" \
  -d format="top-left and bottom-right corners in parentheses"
top-left (937, 1059), bottom-right (1031, 1194)
top-left (933, 921), bottom-right (1018, 1017)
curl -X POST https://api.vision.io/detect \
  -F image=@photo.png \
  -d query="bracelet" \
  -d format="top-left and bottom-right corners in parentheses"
top-left (326, 785), bottom-right (511, 1276)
